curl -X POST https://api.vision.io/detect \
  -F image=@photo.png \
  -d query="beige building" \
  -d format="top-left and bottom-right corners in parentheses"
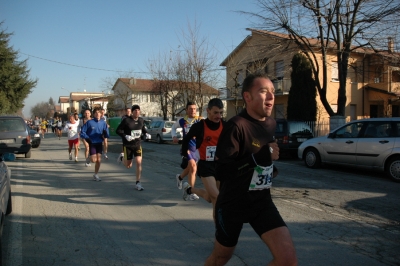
top-left (58, 92), bottom-right (107, 115)
top-left (111, 78), bottom-right (219, 118)
top-left (221, 29), bottom-right (400, 122)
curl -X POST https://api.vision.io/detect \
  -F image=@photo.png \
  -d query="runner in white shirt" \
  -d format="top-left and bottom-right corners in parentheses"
top-left (74, 113), bottom-right (81, 150)
top-left (63, 114), bottom-right (80, 162)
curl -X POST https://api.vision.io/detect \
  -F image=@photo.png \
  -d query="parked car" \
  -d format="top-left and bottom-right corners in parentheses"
top-left (275, 119), bottom-right (314, 156)
top-left (147, 120), bottom-right (182, 144)
top-left (29, 129), bottom-right (41, 148)
top-left (298, 117), bottom-right (400, 182)
top-left (0, 153), bottom-right (13, 264)
top-left (0, 116), bottom-right (32, 158)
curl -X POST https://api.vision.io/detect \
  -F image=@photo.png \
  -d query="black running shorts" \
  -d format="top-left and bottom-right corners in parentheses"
top-left (215, 193), bottom-right (287, 247)
top-left (197, 160), bottom-right (216, 178)
top-left (123, 145), bottom-right (142, 160)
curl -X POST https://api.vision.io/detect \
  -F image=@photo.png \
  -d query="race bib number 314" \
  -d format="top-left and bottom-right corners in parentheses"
top-left (249, 164), bottom-right (273, 190)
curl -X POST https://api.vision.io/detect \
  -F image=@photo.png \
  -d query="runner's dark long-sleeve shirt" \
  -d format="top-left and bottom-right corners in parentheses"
top-left (116, 117), bottom-right (147, 147)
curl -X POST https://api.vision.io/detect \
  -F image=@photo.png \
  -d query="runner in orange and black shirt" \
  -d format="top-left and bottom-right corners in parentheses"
top-left (180, 98), bottom-right (225, 219)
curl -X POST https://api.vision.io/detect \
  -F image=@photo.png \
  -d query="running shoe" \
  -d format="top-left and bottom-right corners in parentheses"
top-left (93, 174), bottom-right (101, 181)
top-left (176, 174), bottom-right (182, 189)
top-left (135, 182), bottom-right (144, 191)
top-left (188, 193), bottom-right (200, 201)
top-left (69, 153), bottom-right (72, 160)
top-left (85, 163), bottom-right (91, 167)
top-left (103, 153), bottom-right (109, 159)
top-left (75, 157), bottom-right (78, 162)
top-left (117, 153), bottom-right (124, 164)
top-left (182, 182), bottom-right (189, 200)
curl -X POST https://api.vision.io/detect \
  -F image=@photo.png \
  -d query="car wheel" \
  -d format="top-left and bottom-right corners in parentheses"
top-left (25, 150), bottom-right (31, 158)
top-left (304, 148), bottom-right (321, 168)
top-left (6, 190), bottom-right (12, 215)
top-left (156, 135), bottom-right (163, 144)
top-left (386, 156), bottom-right (400, 182)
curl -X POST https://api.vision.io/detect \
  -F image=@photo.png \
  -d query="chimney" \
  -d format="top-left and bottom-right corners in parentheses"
top-left (129, 77), bottom-right (136, 85)
top-left (388, 37), bottom-right (394, 54)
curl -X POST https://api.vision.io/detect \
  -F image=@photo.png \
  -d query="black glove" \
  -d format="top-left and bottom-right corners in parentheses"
top-left (252, 144), bottom-right (272, 166)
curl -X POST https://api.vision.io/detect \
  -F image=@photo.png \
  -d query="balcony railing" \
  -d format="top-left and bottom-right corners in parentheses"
top-left (272, 78), bottom-right (291, 95)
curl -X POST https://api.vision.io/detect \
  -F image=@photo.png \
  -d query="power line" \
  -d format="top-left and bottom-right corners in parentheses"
top-left (19, 52), bottom-right (147, 74)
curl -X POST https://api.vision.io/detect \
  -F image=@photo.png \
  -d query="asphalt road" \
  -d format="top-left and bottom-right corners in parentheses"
top-left (1, 133), bottom-right (399, 265)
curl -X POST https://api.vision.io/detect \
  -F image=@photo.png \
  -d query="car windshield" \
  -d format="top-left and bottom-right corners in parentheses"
top-left (0, 119), bottom-right (26, 132)
top-left (164, 121), bottom-right (174, 128)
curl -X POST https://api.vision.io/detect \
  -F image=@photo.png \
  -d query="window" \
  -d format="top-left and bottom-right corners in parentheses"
top-left (236, 69), bottom-right (245, 86)
top-left (350, 104), bottom-right (357, 121)
top-left (274, 104), bottom-right (284, 119)
top-left (374, 66), bottom-right (383, 83)
top-left (335, 122), bottom-right (363, 138)
top-left (363, 122), bottom-right (392, 138)
top-left (275, 60), bottom-right (284, 79)
top-left (150, 94), bottom-right (158, 102)
top-left (331, 62), bottom-right (339, 82)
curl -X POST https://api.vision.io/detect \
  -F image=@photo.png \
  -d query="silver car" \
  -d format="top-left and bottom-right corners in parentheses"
top-left (147, 120), bottom-right (182, 144)
top-left (0, 153), bottom-right (12, 263)
top-left (298, 118), bottom-right (400, 182)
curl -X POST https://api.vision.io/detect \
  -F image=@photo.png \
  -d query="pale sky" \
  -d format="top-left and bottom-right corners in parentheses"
top-left (1, 0), bottom-right (261, 118)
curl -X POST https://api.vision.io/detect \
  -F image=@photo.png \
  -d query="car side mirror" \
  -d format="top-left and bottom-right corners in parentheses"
top-left (328, 133), bottom-right (335, 139)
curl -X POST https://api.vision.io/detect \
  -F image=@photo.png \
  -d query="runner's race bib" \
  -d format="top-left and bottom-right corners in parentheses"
top-left (57, 121), bottom-right (62, 127)
top-left (249, 164), bottom-right (273, 190)
top-left (131, 129), bottom-right (141, 139)
top-left (206, 146), bottom-right (216, 161)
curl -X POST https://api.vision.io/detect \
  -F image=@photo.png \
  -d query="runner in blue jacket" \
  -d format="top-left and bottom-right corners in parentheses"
top-left (80, 108), bottom-right (109, 181)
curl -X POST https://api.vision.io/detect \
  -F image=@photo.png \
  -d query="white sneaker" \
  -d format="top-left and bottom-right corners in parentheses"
top-left (117, 153), bottom-right (124, 164)
top-left (75, 157), bottom-right (78, 162)
top-left (183, 182), bottom-right (189, 200)
top-left (85, 163), bottom-right (91, 167)
top-left (183, 182), bottom-right (199, 201)
top-left (176, 174), bottom-right (182, 189)
top-left (103, 153), bottom-right (108, 159)
top-left (189, 194), bottom-right (199, 200)
top-left (69, 153), bottom-right (72, 160)
top-left (135, 182), bottom-right (144, 191)
top-left (93, 174), bottom-right (101, 181)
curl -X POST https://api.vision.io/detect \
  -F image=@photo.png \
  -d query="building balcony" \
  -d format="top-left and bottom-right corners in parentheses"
top-left (272, 78), bottom-right (291, 95)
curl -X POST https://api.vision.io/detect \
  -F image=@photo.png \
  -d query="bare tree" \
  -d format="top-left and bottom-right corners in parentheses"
top-left (179, 20), bottom-right (220, 115)
top-left (242, 0), bottom-right (400, 116)
top-left (147, 51), bottom-right (182, 120)
top-left (146, 21), bottom-right (220, 119)
top-left (31, 102), bottom-right (51, 118)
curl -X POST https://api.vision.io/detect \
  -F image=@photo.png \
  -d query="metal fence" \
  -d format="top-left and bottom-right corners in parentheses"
top-left (304, 120), bottom-right (331, 137)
